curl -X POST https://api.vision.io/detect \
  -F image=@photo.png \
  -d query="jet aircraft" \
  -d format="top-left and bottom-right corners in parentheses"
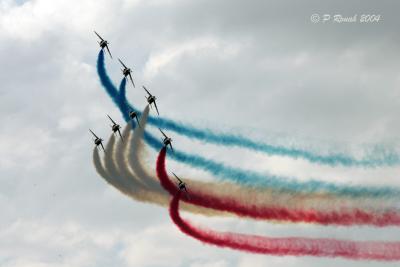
top-left (94, 31), bottom-right (112, 58)
top-left (143, 86), bottom-right (159, 115)
top-left (118, 58), bottom-right (135, 87)
top-left (107, 115), bottom-right (123, 141)
top-left (159, 128), bottom-right (173, 152)
top-left (172, 172), bottom-right (189, 199)
top-left (129, 110), bottom-right (140, 127)
top-left (89, 129), bottom-right (105, 152)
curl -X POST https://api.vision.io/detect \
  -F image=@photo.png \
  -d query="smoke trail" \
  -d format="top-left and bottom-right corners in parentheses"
top-left (103, 133), bottom-right (138, 195)
top-left (126, 107), bottom-right (395, 222)
top-left (96, 55), bottom-right (400, 199)
top-left (128, 103), bottom-right (345, 212)
top-left (93, 147), bottom-right (116, 186)
top-left (92, 124), bottom-right (165, 204)
top-left (134, 130), bottom-right (394, 213)
top-left (92, 107), bottom-right (219, 215)
top-left (117, 78), bottom-right (133, 124)
top-left (92, 117), bottom-right (400, 260)
top-left (110, 122), bottom-right (174, 206)
top-left (156, 147), bottom-right (400, 226)
top-left (170, 191), bottom-right (400, 261)
top-left (114, 123), bottom-right (147, 189)
top-left (128, 103), bottom-right (398, 214)
top-left (127, 105), bottom-right (165, 193)
top-left (111, 123), bottom-right (154, 194)
top-left (124, 105), bottom-right (221, 215)
top-left (96, 49), bottom-right (400, 167)
top-left (92, 138), bottom-right (151, 203)
top-left (97, 50), bottom-right (119, 104)
top-left (148, 133), bottom-right (400, 198)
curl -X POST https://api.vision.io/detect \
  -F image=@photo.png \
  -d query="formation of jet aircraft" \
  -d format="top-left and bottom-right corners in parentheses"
top-left (93, 31), bottom-right (190, 193)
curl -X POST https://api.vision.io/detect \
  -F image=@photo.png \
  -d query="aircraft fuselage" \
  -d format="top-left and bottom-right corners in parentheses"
top-left (94, 138), bottom-right (102, 146)
top-left (163, 138), bottom-right (172, 146)
top-left (99, 40), bottom-right (108, 48)
top-left (129, 111), bottom-right (137, 119)
top-left (147, 96), bottom-right (156, 104)
top-left (112, 124), bottom-right (120, 132)
top-left (123, 68), bottom-right (131, 76)
top-left (178, 183), bottom-right (186, 191)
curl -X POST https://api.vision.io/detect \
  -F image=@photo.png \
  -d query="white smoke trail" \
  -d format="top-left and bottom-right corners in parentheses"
top-left (127, 106), bottom-right (165, 194)
top-left (96, 125), bottom-right (167, 204)
top-left (115, 124), bottom-right (146, 189)
top-left (103, 133), bottom-right (138, 196)
top-left (92, 111), bottom-right (219, 215)
top-left (93, 141), bottom-right (137, 198)
top-left (113, 121), bottom-right (168, 205)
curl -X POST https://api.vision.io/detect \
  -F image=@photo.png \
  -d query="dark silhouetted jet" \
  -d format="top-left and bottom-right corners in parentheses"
top-left (159, 128), bottom-right (173, 152)
top-left (129, 110), bottom-right (140, 127)
top-left (118, 58), bottom-right (135, 87)
top-left (173, 172), bottom-right (190, 199)
top-left (143, 86), bottom-right (159, 115)
top-left (107, 115), bottom-right (123, 141)
top-left (94, 31), bottom-right (112, 59)
top-left (89, 129), bottom-right (105, 152)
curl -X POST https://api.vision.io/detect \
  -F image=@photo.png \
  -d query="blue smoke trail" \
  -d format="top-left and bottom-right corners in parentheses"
top-left (97, 50), bottom-right (119, 102)
top-left (96, 50), bottom-right (400, 198)
top-left (97, 52), bottom-right (136, 129)
top-left (143, 132), bottom-right (400, 198)
top-left (96, 50), bottom-right (400, 167)
top-left (117, 78), bottom-right (130, 122)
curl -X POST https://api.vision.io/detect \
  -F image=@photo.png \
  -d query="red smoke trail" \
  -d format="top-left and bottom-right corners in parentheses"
top-left (157, 147), bottom-right (400, 227)
top-left (169, 191), bottom-right (400, 261)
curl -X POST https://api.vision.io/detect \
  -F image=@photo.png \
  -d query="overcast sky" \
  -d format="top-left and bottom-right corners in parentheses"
top-left (1, 0), bottom-right (400, 266)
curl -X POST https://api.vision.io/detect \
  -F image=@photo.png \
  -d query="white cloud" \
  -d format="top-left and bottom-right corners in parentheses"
top-left (0, 0), bottom-right (121, 41)
top-left (0, 126), bottom-right (55, 170)
top-left (143, 37), bottom-right (219, 79)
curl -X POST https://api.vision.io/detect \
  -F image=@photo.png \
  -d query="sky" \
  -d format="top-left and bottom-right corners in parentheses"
top-left (1, 0), bottom-right (400, 266)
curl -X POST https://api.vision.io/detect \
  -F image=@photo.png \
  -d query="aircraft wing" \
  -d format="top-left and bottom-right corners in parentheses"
top-left (142, 86), bottom-right (151, 96)
top-left (169, 143), bottom-right (174, 153)
top-left (117, 129), bottom-right (124, 142)
top-left (128, 73), bottom-right (135, 88)
top-left (118, 58), bottom-right (127, 69)
top-left (105, 45), bottom-right (113, 59)
top-left (107, 115), bottom-right (117, 125)
top-left (89, 129), bottom-right (99, 139)
top-left (172, 172), bottom-right (183, 183)
top-left (159, 128), bottom-right (168, 138)
top-left (153, 101), bottom-right (160, 115)
top-left (100, 142), bottom-right (105, 152)
top-left (94, 31), bottom-right (104, 41)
